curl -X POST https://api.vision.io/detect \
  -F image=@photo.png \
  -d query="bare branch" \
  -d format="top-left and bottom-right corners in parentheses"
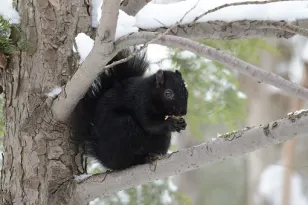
top-left (73, 110), bottom-right (308, 204)
top-left (51, 0), bottom-right (122, 121)
top-left (253, 21), bottom-right (308, 38)
top-left (115, 32), bottom-right (308, 100)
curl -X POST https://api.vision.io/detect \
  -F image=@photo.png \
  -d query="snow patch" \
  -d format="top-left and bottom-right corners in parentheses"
top-left (46, 87), bottom-right (62, 98)
top-left (74, 174), bottom-right (92, 181)
top-left (115, 10), bottom-right (139, 40)
top-left (179, 50), bottom-right (197, 59)
top-left (74, 11), bottom-right (138, 64)
top-left (88, 161), bottom-right (105, 173)
top-left (266, 84), bottom-right (284, 95)
top-left (73, 33), bottom-right (94, 64)
top-left (147, 44), bottom-right (172, 73)
top-left (168, 178), bottom-right (178, 192)
top-left (136, 185), bottom-right (142, 205)
top-left (91, 2), bottom-right (138, 38)
top-left (91, 0), bottom-right (104, 28)
top-left (237, 91), bottom-right (247, 99)
top-left (153, 179), bottom-right (164, 186)
top-left (161, 190), bottom-right (172, 204)
top-left (257, 164), bottom-right (308, 205)
top-left (293, 109), bottom-right (308, 115)
top-left (89, 198), bottom-right (105, 205)
top-left (0, 0), bottom-right (20, 24)
top-left (117, 190), bottom-right (130, 204)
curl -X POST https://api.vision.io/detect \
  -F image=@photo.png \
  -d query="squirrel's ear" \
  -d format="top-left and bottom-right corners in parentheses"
top-left (175, 70), bottom-right (182, 77)
top-left (155, 69), bottom-right (164, 88)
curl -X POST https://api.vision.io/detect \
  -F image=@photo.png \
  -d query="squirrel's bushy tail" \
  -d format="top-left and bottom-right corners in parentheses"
top-left (71, 48), bottom-right (149, 144)
top-left (87, 49), bottom-right (149, 99)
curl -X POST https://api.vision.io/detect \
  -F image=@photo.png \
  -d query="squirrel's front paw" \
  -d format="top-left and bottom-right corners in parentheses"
top-left (168, 117), bottom-right (187, 132)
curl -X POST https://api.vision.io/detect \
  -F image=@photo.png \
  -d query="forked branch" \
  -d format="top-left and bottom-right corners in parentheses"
top-left (51, 0), bottom-right (122, 121)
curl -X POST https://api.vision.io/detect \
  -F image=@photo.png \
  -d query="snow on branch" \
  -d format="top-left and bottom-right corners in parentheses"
top-left (115, 32), bottom-right (308, 100)
top-left (135, 0), bottom-right (308, 29)
top-left (90, 0), bottom-right (308, 40)
top-left (72, 110), bottom-right (308, 205)
top-left (135, 0), bottom-right (308, 39)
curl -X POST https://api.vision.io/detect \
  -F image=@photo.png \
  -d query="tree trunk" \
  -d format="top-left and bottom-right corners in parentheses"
top-left (241, 38), bottom-right (293, 205)
top-left (0, 0), bottom-right (90, 204)
top-left (176, 128), bottom-right (203, 205)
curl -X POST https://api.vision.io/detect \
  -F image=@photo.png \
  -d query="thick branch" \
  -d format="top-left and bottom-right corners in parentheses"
top-left (72, 110), bottom-right (308, 204)
top-left (140, 20), bottom-right (308, 40)
top-left (51, 0), bottom-right (121, 121)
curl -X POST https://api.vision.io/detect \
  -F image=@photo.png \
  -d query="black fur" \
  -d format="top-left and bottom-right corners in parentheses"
top-left (71, 49), bottom-right (189, 170)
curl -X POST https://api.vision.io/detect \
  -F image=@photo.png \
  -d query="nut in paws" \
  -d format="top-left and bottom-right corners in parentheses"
top-left (169, 117), bottom-right (187, 132)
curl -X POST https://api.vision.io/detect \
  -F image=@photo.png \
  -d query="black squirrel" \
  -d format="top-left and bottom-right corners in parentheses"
top-left (71, 49), bottom-right (189, 170)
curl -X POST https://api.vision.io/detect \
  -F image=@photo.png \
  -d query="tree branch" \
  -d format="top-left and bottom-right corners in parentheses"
top-left (51, 0), bottom-right (121, 121)
top-left (139, 19), bottom-right (308, 40)
top-left (115, 32), bottom-right (308, 100)
top-left (73, 109), bottom-right (308, 204)
top-left (244, 20), bottom-right (308, 38)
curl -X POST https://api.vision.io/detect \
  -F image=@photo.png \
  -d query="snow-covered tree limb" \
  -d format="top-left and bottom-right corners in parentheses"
top-left (189, 0), bottom-right (286, 25)
top-left (135, 0), bottom-right (308, 39)
top-left (51, 0), bottom-right (121, 121)
top-left (71, 110), bottom-right (308, 205)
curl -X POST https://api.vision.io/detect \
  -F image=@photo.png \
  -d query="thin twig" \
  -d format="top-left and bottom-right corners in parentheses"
top-left (190, 0), bottom-right (291, 26)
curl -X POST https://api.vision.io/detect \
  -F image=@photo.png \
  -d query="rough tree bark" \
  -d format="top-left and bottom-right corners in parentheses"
top-left (0, 0), bottom-right (91, 204)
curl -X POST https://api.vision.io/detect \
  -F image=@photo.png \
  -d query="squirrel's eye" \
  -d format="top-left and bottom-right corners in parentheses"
top-left (164, 89), bottom-right (174, 99)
